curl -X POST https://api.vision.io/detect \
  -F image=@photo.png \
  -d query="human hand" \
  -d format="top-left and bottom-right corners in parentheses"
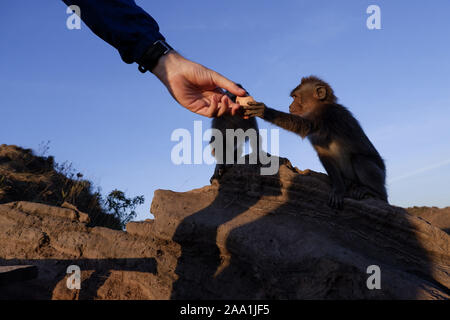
top-left (152, 51), bottom-right (246, 118)
top-left (242, 101), bottom-right (266, 118)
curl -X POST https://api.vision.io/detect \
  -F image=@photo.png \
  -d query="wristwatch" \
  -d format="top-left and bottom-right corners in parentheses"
top-left (138, 40), bottom-right (173, 73)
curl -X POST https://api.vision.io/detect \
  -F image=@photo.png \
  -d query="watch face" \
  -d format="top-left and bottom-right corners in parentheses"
top-left (155, 40), bottom-right (173, 55)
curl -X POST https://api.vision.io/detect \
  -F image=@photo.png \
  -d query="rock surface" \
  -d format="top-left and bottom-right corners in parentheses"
top-left (406, 206), bottom-right (450, 234)
top-left (0, 157), bottom-right (449, 299)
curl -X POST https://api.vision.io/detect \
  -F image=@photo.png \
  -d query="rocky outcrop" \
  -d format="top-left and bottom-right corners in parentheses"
top-left (0, 145), bottom-right (121, 229)
top-left (407, 206), bottom-right (450, 234)
top-left (0, 158), bottom-right (449, 299)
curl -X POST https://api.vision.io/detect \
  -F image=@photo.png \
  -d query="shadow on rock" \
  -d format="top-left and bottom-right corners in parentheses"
top-left (0, 258), bottom-right (157, 300)
top-left (169, 158), bottom-right (450, 299)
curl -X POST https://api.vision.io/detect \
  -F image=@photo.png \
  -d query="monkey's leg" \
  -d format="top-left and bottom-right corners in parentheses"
top-left (235, 140), bottom-right (243, 164)
top-left (319, 156), bottom-right (346, 209)
top-left (249, 132), bottom-right (262, 165)
top-left (352, 156), bottom-right (388, 202)
top-left (210, 142), bottom-right (227, 183)
top-left (211, 135), bottom-right (240, 182)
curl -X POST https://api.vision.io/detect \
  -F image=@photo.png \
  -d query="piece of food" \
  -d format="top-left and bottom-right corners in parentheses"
top-left (236, 95), bottom-right (256, 107)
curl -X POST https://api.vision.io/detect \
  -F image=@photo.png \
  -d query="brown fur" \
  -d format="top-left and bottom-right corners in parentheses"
top-left (243, 76), bottom-right (387, 208)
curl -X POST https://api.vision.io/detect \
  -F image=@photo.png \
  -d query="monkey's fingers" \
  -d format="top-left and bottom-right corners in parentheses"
top-left (242, 104), bottom-right (263, 110)
top-left (243, 110), bottom-right (261, 117)
top-left (243, 106), bottom-right (264, 113)
top-left (247, 101), bottom-right (264, 106)
top-left (243, 108), bottom-right (259, 114)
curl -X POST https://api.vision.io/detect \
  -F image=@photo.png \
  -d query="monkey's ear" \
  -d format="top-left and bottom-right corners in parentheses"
top-left (315, 86), bottom-right (327, 100)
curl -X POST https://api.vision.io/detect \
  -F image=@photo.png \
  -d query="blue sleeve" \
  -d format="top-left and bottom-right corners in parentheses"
top-left (62, 0), bottom-right (165, 64)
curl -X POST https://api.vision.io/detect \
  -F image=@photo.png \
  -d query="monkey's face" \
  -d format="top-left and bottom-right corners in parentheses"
top-left (289, 85), bottom-right (317, 118)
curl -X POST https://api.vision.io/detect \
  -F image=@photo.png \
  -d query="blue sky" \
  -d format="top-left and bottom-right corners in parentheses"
top-left (1, 1), bottom-right (449, 220)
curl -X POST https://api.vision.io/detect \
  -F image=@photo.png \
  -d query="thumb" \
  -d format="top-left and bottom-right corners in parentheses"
top-left (210, 71), bottom-right (246, 97)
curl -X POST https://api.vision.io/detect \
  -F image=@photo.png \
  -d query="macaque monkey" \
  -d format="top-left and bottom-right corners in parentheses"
top-left (210, 85), bottom-right (260, 182)
top-left (242, 76), bottom-right (387, 208)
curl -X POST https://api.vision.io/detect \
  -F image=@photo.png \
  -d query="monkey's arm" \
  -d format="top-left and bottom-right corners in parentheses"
top-left (243, 103), bottom-right (313, 138)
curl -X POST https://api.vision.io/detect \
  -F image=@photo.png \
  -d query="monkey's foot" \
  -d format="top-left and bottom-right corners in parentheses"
top-left (328, 191), bottom-right (344, 209)
top-left (349, 187), bottom-right (370, 200)
top-left (349, 186), bottom-right (384, 201)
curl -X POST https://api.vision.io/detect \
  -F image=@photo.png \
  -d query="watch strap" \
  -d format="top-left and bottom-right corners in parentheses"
top-left (138, 40), bottom-right (173, 73)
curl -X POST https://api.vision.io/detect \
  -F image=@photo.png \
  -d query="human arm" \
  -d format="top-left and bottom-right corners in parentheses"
top-left (61, 0), bottom-right (245, 117)
top-left (62, 0), bottom-right (164, 64)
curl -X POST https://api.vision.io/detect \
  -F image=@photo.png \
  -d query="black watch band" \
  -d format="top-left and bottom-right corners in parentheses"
top-left (138, 40), bottom-right (173, 73)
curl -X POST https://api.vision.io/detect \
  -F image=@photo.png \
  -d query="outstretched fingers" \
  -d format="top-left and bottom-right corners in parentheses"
top-left (210, 70), bottom-right (246, 97)
top-left (241, 102), bottom-right (264, 117)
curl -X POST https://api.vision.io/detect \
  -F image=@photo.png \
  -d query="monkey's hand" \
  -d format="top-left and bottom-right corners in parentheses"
top-left (242, 101), bottom-right (266, 119)
top-left (328, 189), bottom-right (344, 209)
